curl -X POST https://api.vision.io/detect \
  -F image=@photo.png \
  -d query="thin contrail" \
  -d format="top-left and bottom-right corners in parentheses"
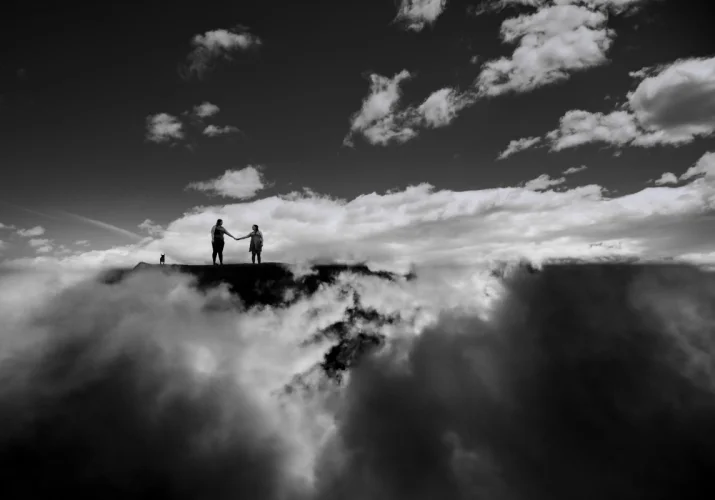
top-left (0, 201), bottom-right (64, 221)
top-left (57, 210), bottom-right (144, 241)
top-left (1, 202), bottom-right (145, 241)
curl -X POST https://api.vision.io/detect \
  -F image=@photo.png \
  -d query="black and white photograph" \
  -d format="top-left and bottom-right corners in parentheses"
top-left (1, 0), bottom-right (715, 498)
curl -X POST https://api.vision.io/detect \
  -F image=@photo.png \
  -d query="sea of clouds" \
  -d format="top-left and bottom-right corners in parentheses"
top-left (0, 260), bottom-right (714, 499)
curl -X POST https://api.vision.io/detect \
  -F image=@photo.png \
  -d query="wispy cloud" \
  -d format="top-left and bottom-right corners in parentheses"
top-left (522, 173), bottom-right (567, 191)
top-left (0, 222), bottom-right (16, 230)
top-left (498, 136), bottom-right (543, 159)
top-left (203, 125), bottom-right (241, 137)
top-left (16, 226), bottom-right (46, 237)
top-left (564, 165), bottom-right (588, 175)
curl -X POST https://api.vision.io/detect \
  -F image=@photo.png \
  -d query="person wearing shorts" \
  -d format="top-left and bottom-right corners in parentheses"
top-left (210, 219), bottom-right (236, 265)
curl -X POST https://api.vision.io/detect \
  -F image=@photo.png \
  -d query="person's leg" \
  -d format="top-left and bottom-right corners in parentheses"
top-left (212, 242), bottom-right (218, 265)
top-left (251, 251), bottom-right (256, 264)
top-left (257, 251), bottom-right (261, 264)
top-left (218, 240), bottom-right (224, 265)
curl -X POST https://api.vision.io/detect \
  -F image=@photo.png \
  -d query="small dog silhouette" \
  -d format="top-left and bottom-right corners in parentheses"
top-left (160, 254), bottom-right (165, 265)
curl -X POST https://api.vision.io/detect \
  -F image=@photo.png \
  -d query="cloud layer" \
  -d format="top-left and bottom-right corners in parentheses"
top-left (7, 149), bottom-right (715, 273)
top-left (2, 260), bottom-right (715, 499)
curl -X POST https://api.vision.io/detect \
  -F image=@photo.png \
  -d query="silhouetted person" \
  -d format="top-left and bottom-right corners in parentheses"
top-left (210, 219), bottom-right (236, 265)
top-left (159, 254), bottom-right (165, 265)
top-left (236, 225), bottom-right (263, 264)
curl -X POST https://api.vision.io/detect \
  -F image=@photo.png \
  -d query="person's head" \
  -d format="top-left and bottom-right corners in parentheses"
top-left (217, 219), bottom-right (223, 226)
top-left (252, 224), bottom-right (258, 231)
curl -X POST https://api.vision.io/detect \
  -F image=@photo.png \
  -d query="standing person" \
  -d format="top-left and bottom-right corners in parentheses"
top-left (210, 219), bottom-right (237, 265)
top-left (236, 225), bottom-right (263, 264)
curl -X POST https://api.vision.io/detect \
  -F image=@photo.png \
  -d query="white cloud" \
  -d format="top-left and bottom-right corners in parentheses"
top-left (651, 150), bottom-right (715, 190)
top-left (344, 72), bottom-right (473, 146)
top-left (28, 238), bottom-right (54, 254)
top-left (628, 56), bottom-right (715, 143)
top-left (522, 173), bottom-right (566, 191)
top-left (146, 113), bottom-right (184, 144)
top-left (8, 150), bottom-right (715, 273)
top-left (417, 88), bottom-right (469, 128)
top-left (476, 4), bottom-right (612, 97)
top-left (184, 27), bottom-right (262, 79)
top-left (654, 173), bottom-right (678, 186)
top-left (472, 0), bottom-right (649, 16)
top-left (527, 56), bottom-right (715, 153)
top-left (564, 165), bottom-right (588, 175)
top-left (344, 71), bottom-right (417, 147)
top-left (497, 136), bottom-right (543, 159)
top-left (547, 109), bottom-right (640, 150)
top-left (194, 102), bottom-right (220, 118)
top-left (680, 151), bottom-right (715, 182)
top-left (203, 125), bottom-right (240, 137)
top-left (17, 226), bottom-right (45, 237)
top-left (0, 223), bottom-right (16, 230)
top-left (75, 240), bottom-right (90, 246)
top-left (138, 219), bottom-right (165, 237)
top-left (28, 238), bottom-right (50, 248)
top-left (186, 166), bottom-right (267, 200)
top-left (394, 0), bottom-right (448, 31)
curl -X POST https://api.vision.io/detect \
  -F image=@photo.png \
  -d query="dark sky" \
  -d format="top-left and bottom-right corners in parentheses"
top-left (1, 0), bottom-right (715, 259)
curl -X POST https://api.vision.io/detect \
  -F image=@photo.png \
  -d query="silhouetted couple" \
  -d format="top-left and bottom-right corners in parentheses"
top-left (210, 219), bottom-right (263, 265)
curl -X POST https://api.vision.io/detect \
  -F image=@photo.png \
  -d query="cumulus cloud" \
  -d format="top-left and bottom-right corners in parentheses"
top-left (194, 102), bottom-right (220, 118)
top-left (476, 4), bottom-right (613, 96)
top-left (628, 56), bottom-right (715, 142)
top-left (16, 226), bottom-right (45, 237)
top-left (183, 26), bottom-right (262, 79)
top-left (512, 56), bottom-right (715, 155)
top-left (394, 0), bottom-right (448, 31)
top-left (203, 124), bottom-right (241, 137)
top-left (186, 166), bottom-right (267, 200)
top-left (146, 113), bottom-right (184, 144)
top-left (497, 136), bottom-right (543, 159)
